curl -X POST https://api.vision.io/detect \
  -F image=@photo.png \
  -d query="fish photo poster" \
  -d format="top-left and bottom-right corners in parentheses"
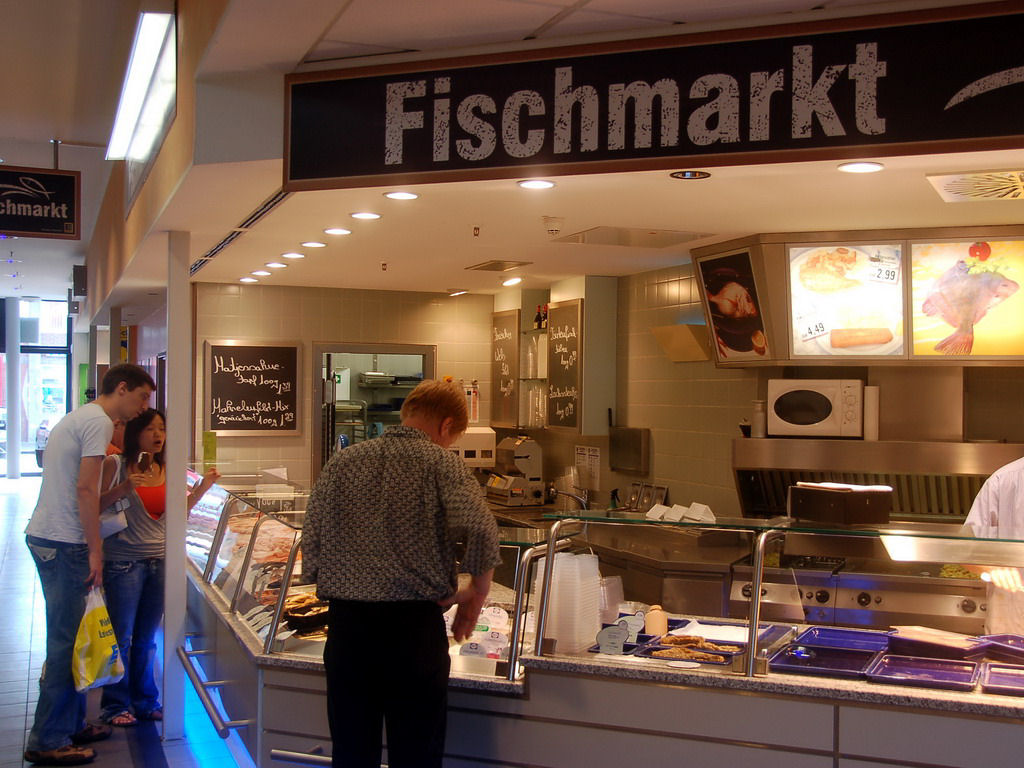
top-left (911, 241), bottom-right (1024, 357)
top-left (788, 243), bottom-right (904, 357)
top-left (698, 251), bottom-right (770, 362)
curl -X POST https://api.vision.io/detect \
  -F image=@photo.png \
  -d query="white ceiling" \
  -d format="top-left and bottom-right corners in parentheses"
top-left (3, 0), bottom-right (1019, 323)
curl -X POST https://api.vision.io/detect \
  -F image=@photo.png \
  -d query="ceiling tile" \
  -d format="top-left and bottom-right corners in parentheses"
top-left (584, 0), bottom-right (816, 24)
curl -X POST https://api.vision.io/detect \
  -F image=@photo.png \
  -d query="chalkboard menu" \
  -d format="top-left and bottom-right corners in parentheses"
top-left (490, 310), bottom-right (519, 428)
top-left (204, 342), bottom-right (300, 436)
top-left (546, 299), bottom-right (582, 429)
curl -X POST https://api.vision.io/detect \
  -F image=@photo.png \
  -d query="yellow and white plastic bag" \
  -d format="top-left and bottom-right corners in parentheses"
top-left (72, 587), bottom-right (125, 692)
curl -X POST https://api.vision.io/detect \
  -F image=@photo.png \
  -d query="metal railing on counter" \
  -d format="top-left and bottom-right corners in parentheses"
top-left (175, 636), bottom-right (254, 738)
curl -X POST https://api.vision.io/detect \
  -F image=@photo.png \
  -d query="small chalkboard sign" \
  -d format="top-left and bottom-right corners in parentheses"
top-left (204, 342), bottom-right (300, 436)
top-left (546, 299), bottom-right (581, 429)
top-left (490, 310), bottom-right (519, 428)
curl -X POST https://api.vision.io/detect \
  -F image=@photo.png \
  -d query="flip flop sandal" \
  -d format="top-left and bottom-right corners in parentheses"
top-left (71, 724), bottom-right (111, 744)
top-left (23, 744), bottom-right (96, 765)
top-left (104, 711), bottom-right (138, 727)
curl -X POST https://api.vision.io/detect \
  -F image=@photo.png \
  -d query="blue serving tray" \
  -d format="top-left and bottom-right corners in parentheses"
top-left (866, 654), bottom-right (980, 692)
top-left (634, 643), bottom-right (737, 665)
top-left (795, 626), bottom-right (890, 652)
top-left (887, 634), bottom-right (988, 661)
top-left (980, 663), bottom-right (1024, 696)
top-left (587, 642), bottom-right (641, 655)
top-left (769, 644), bottom-right (879, 679)
top-left (981, 634), bottom-right (1024, 664)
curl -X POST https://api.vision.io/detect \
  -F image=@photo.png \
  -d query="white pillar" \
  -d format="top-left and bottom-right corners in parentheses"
top-left (108, 306), bottom-right (122, 368)
top-left (88, 325), bottom-right (98, 400)
top-left (5, 299), bottom-right (21, 478)
top-left (163, 231), bottom-right (189, 740)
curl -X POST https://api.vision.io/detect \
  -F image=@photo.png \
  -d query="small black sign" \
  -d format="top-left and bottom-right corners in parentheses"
top-left (546, 299), bottom-right (581, 429)
top-left (491, 310), bottom-right (519, 428)
top-left (286, 11), bottom-right (1024, 189)
top-left (0, 166), bottom-right (80, 239)
top-left (205, 343), bottom-right (300, 435)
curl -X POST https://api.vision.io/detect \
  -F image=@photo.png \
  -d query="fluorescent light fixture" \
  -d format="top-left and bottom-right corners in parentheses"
top-left (239, 277), bottom-right (258, 283)
top-left (265, 262), bottom-right (287, 269)
top-left (323, 228), bottom-right (351, 236)
top-left (518, 179), bottom-right (555, 190)
top-left (502, 276), bottom-right (523, 287)
top-left (281, 252), bottom-right (305, 259)
top-left (447, 289), bottom-right (468, 296)
top-left (251, 270), bottom-right (271, 276)
top-left (385, 191), bottom-right (418, 200)
top-left (351, 212), bottom-right (381, 220)
top-left (838, 161), bottom-right (884, 173)
top-left (106, 13), bottom-right (175, 160)
top-left (301, 240), bottom-right (327, 247)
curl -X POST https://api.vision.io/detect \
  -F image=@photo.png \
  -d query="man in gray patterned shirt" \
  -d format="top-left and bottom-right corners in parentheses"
top-left (303, 379), bottom-right (501, 768)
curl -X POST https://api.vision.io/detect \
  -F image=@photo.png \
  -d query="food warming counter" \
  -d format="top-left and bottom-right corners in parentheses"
top-left (183, 472), bottom-right (1024, 767)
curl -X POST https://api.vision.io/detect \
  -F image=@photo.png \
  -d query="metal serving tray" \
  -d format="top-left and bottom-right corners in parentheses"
top-left (635, 644), bottom-right (737, 665)
top-left (794, 626), bottom-right (890, 652)
top-left (981, 634), bottom-right (1024, 664)
top-left (769, 644), bottom-right (879, 678)
top-left (866, 654), bottom-right (980, 691)
top-left (887, 635), bottom-right (988, 661)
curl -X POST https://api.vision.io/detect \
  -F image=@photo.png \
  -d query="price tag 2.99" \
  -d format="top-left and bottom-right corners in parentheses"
top-left (867, 251), bottom-right (901, 285)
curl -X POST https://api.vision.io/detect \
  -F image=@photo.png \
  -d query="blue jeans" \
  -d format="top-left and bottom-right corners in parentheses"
top-left (100, 558), bottom-right (164, 719)
top-left (25, 535), bottom-right (90, 752)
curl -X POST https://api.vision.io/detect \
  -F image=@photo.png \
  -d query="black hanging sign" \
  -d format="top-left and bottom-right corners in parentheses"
top-left (546, 299), bottom-right (581, 430)
top-left (204, 342), bottom-right (301, 436)
top-left (0, 166), bottom-right (80, 239)
top-left (491, 310), bottom-right (519, 428)
top-left (286, 9), bottom-right (1024, 189)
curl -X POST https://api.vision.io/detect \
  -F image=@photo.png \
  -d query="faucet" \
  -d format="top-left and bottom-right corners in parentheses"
top-left (556, 489), bottom-right (589, 510)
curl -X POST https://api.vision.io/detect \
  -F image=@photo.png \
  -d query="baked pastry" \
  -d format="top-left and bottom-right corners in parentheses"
top-left (661, 635), bottom-right (741, 653)
top-left (799, 247), bottom-right (860, 293)
top-left (651, 646), bottom-right (725, 662)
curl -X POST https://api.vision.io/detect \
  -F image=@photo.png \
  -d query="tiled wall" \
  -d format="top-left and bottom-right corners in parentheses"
top-left (616, 264), bottom-right (767, 516)
top-left (194, 283), bottom-right (493, 485)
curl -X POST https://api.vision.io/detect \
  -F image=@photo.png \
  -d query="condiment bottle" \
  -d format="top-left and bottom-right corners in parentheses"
top-left (751, 400), bottom-right (767, 438)
top-left (533, 305), bottom-right (543, 329)
top-left (644, 604), bottom-right (668, 636)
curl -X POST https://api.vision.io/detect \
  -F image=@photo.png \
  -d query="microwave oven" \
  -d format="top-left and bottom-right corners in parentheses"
top-left (766, 379), bottom-right (863, 438)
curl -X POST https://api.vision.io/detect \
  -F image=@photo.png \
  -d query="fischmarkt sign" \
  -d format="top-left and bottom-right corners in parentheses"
top-left (285, 6), bottom-right (1024, 190)
top-left (0, 166), bottom-right (80, 240)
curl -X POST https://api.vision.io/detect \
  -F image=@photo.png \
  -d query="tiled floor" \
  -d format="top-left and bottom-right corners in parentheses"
top-left (0, 476), bottom-right (250, 767)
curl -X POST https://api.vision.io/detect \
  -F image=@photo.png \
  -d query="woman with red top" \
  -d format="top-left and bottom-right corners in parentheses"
top-left (97, 408), bottom-right (219, 726)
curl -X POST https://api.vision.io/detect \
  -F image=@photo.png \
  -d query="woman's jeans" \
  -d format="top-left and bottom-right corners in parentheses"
top-left (25, 535), bottom-right (90, 752)
top-left (100, 558), bottom-right (165, 718)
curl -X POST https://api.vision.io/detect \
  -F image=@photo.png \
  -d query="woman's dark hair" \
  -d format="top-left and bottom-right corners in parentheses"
top-left (124, 408), bottom-right (166, 469)
top-left (704, 266), bottom-right (762, 352)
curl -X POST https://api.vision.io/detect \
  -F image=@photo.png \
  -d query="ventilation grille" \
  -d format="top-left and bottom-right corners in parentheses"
top-left (927, 171), bottom-right (1024, 202)
top-left (189, 189), bottom-right (290, 277)
top-left (737, 469), bottom-right (986, 521)
top-left (465, 260), bottom-right (532, 272)
top-left (555, 226), bottom-right (708, 248)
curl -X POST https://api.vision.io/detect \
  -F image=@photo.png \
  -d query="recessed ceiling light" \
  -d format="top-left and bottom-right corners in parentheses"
top-left (251, 270), bottom-right (271, 276)
top-left (240, 277), bottom-right (258, 283)
top-left (301, 240), bottom-right (327, 247)
top-left (838, 161), bottom-right (884, 173)
top-left (351, 212), bottom-right (381, 220)
top-left (670, 170), bottom-right (711, 180)
top-left (447, 289), bottom-right (468, 297)
top-left (502, 276), bottom-right (523, 287)
top-left (518, 179), bottom-right (555, 190)
top-left (323, 228), bottom-right (351, 236)
top-left (281, 252), bottom-right (305, 259)
top-left (385, 191), bottom-right (418, 200)
top-left (265, 262), bottom-right (287, 269)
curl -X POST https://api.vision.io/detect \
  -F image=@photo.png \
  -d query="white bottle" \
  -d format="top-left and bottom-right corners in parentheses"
top-left (751, 400), bottom-right (767, 438)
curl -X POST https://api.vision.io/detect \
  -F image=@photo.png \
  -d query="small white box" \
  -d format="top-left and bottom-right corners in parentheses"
top-left (451, 427), bottom-right (496, 467)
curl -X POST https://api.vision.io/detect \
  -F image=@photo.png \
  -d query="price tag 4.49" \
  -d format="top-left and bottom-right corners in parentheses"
top-left (797, 316), bottom-right (829, 343)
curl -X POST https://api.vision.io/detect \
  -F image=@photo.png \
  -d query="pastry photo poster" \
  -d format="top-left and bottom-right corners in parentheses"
top-left (788, 243), bottom-right (904, 358)
top-left (699, 251), bottom-right (770, 362)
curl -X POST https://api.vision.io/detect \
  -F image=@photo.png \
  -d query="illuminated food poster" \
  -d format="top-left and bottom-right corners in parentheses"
top-left (699, 251), bottom-right (769, 361)
top-left (789, 244), bottom-right (904, 357)
top-left (911, 240), bottom-right (1024, 357)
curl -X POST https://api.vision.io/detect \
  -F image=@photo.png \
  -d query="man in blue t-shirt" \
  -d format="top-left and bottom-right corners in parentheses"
top-left (24, 364), bottom-right (155, 767)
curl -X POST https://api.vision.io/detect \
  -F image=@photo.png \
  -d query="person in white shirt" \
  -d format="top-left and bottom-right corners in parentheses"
top-left (964, 456), bottom-right (1024, 635)
top-left (23, 364), bottom-right (155, 767)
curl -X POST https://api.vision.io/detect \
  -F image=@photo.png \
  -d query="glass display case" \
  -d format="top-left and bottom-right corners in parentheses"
top-left (536, 510), bottom-right (1024, 695)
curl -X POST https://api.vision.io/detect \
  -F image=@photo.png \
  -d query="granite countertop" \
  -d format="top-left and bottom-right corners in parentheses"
top-left (519, 651), bottom-right (1024, 719)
